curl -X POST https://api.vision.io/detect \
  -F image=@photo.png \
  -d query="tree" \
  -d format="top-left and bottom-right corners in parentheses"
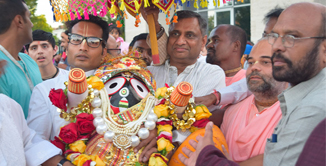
top-left (25, 0), bottom-right (53, 32)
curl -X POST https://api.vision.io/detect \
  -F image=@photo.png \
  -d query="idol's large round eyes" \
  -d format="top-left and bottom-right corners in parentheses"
top-left (105, 76), bottom-right (126, 95)
top-left (130, 78), bottom-right (149, 99)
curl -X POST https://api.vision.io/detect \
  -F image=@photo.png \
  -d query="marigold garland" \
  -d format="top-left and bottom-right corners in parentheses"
top-left (149, 86), bottom-right (212, 166)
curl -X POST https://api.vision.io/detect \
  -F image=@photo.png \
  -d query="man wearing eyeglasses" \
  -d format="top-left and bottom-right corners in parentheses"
top-left (27, 15), bottom-right (109, 163)
top-left (262, 2), bottom-right (326, 166)
top-left (107, 34), bottom-right (120, 58)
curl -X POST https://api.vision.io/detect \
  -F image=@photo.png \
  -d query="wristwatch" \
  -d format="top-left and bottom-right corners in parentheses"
top-left (156, 25), bottom-right (165, 38)
top-left (57, 158), bottom-right (69, 166)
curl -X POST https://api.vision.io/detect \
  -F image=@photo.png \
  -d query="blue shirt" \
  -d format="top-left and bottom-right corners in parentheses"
top-left (0, 52), bottom-right (42, 118)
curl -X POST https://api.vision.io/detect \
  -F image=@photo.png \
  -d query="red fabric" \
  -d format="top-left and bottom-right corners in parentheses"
top-left (192, 119), bottom-right (209, 128)
top-left (196, 145), bottom-right (239, 166)
top-left (156, 120), bottom-right (173, 126)
top-left (295, 118), bottom-right (326, 166)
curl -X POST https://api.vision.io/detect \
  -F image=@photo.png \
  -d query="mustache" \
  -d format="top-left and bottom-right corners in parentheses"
top-left (75, 51), bottom-right (90, 57)
top-left (247, 71), bottom-right (265, 82)
top-left (271, 52), bottom-right (292, 67)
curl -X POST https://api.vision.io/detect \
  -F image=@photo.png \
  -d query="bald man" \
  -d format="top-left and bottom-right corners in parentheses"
top-left (107, 34), bottom-right (120, 58)
top-left (264, 2), bottom-right (326, 165)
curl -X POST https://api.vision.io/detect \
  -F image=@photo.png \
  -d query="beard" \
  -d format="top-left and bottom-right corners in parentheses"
top-left (246, 71), bottom-right (275, 94)
top-left (206, 49), bottom-right (217, 64)
top-left (271, 42), bottom-right (320, 85)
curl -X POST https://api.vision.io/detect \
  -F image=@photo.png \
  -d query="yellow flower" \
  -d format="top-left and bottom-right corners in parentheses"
top-left (67, 153), bottom-right (81, 161)
top-left (87, 76), bottom-right (104, 90)
top-left (157, 137), bottom-right (174, 152)
top-left (154, 104), bottom-right (170, 118)
top-left (195, 104), bottom-right (212, 120)
top-left (189, 126), bottom-right (199, 133)
top-left (157, 125), bottom-right (173, 135)
top-left (90, 155), bottom-right (105, 166)
top-left (72, 154), bottom-right (91, 166)
top-left (69, 140), bottom-right (86, 153)
top-left (149, 154), bottom-right (168, 166)
top-left (155, 87), bottom-right (167, 99)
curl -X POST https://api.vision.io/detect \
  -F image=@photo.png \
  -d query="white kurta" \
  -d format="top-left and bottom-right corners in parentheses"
top-left (148, 60), bottom-right (226, 97)
top-left (27, 69), bottom-right (94, 141)
top-left (0, 94), bottom-right (61, 166)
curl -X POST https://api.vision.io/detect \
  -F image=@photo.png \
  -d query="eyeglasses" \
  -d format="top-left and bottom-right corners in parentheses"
top-left (267, 33), bottom-right (326, 48)
top-left (262, 32), bottom-right (268, 38)
top-left (107, 48), bottom-right (121, 54)
top-left (68, 33), bottom-right (104, 48)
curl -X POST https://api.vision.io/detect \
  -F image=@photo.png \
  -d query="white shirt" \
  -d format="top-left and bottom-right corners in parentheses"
top-left (0, 94), bottom-right (61, 166)
top-left (27, 69), bottom-right (95, 140)
top-left (218, 78), bottom-right (251, 105)
top-left (148, 60), bottom-right (226, 97)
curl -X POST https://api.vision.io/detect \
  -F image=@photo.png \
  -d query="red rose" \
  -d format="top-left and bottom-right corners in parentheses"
top-left (192, 119), bottom-right (210, 128)
top-left (59, 123), bottom-right (78, 144)
top-left (76, 113), bottom-right (95, 134)
top-left (83, 160), bottom-right (93, 166)
top-left (156, 120), bottom-right (173, 126)
top-left (50, 136), bottom-right (66, 154)
top-left (49, 88), bottom-right (67, 111)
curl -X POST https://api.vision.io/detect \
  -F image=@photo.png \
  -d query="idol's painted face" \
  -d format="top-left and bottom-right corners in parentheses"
top-left (105, 73), bottom-right (149, 114)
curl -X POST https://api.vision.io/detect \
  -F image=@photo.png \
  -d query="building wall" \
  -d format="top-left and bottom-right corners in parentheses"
top-left (250, 0), bottom-right (326, 43)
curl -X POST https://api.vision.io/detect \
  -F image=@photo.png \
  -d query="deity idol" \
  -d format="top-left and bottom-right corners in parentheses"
top-left (50, 53), bottom-right (228, 166)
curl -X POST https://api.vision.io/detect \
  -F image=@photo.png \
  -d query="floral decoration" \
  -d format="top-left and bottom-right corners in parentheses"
top-left (149, 86), bottom-right (212, 166)
top-left (49, 88), bottom-right (68, 111)
top-left (50, 76), bottom-right (105, 165)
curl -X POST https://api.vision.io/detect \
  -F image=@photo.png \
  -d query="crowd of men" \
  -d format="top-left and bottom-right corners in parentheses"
top-left (0, 0), bottom-right (325, 165)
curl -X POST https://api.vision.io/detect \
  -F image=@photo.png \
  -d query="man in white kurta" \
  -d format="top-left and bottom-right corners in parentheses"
top-left (0, 94), bottom-right (61, 166)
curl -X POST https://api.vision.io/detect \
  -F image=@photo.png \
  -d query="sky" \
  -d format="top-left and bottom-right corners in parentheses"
top-left (35, 0), bottom-right (63, 28)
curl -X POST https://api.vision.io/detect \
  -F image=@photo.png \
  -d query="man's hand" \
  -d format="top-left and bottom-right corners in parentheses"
top-left (41, 155), bottom-right (74, 166)
top-left (195, 93), bottom-right (219, 107)
top-left (0, 60), bottom-right (7, 76)
top-left (178, 122), bottom-right (215, 166)
top-left (139, 3), bottom-right (160, 33)
top-left (134, 128), bottom-right (158, 162)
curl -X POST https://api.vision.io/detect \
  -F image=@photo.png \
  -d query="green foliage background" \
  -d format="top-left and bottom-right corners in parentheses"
top-left (25, 0), bottom-right (53, 33)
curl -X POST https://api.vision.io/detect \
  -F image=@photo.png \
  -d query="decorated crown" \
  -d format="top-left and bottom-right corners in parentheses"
top-left (95, 51), bottom-right (156, 95)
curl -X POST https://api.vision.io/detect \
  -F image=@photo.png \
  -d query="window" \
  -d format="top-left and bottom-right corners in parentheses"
top-left (182, 0), bottom-right (251, 40)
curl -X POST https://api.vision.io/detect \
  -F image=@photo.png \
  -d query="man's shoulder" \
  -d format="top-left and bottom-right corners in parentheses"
top-left (196, 62), bottom-right (224, 77)
top-left (35, 71), bottom-right (68, 92)
top-left (19, 52), bottom-right (37, 66)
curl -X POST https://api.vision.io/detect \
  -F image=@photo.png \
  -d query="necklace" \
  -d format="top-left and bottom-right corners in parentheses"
top-left (225, 66), bottom-right (242, 74)
top-left (92, 88), bottom-right (158, 150)
top-left (0, 45), bottom-right (34, 90)
top-left (42, 67), bottom-right (59, 81)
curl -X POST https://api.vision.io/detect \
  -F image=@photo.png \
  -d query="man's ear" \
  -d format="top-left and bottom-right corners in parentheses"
top-left (54, 45), bottom-right (59, 52)
top-left (13, 15), bottom-right (25, 29)
top-left (233, 40), bottom-right (241, 52)
top-left (201, 35), bottom-right (208, 50)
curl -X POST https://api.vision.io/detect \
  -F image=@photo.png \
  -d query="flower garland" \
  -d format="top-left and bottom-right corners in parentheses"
top-left (50, 75), bottom-right (107, 166)
top-left (148, 85), bottom-right (212, 166)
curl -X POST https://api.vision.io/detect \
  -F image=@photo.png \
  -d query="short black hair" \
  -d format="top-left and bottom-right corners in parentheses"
top-left (169, 10), bottom-right (208, 36)
top-left (64, 29), bottom-right (69, 35)
top-left (0, 0), bottom-right (27, 34)
top-left (264, 6), bottom-right (284, 23)
top-left (108, 24), bottom-right (121, 35)
top-left (225, 25), bottom-right (247, 57)
top-left (25, 29), bottom-right (56, 51)
top-left (66, 15), bottom-right (109, 47)
top-left (130, 33), bottom-right (148, 47)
